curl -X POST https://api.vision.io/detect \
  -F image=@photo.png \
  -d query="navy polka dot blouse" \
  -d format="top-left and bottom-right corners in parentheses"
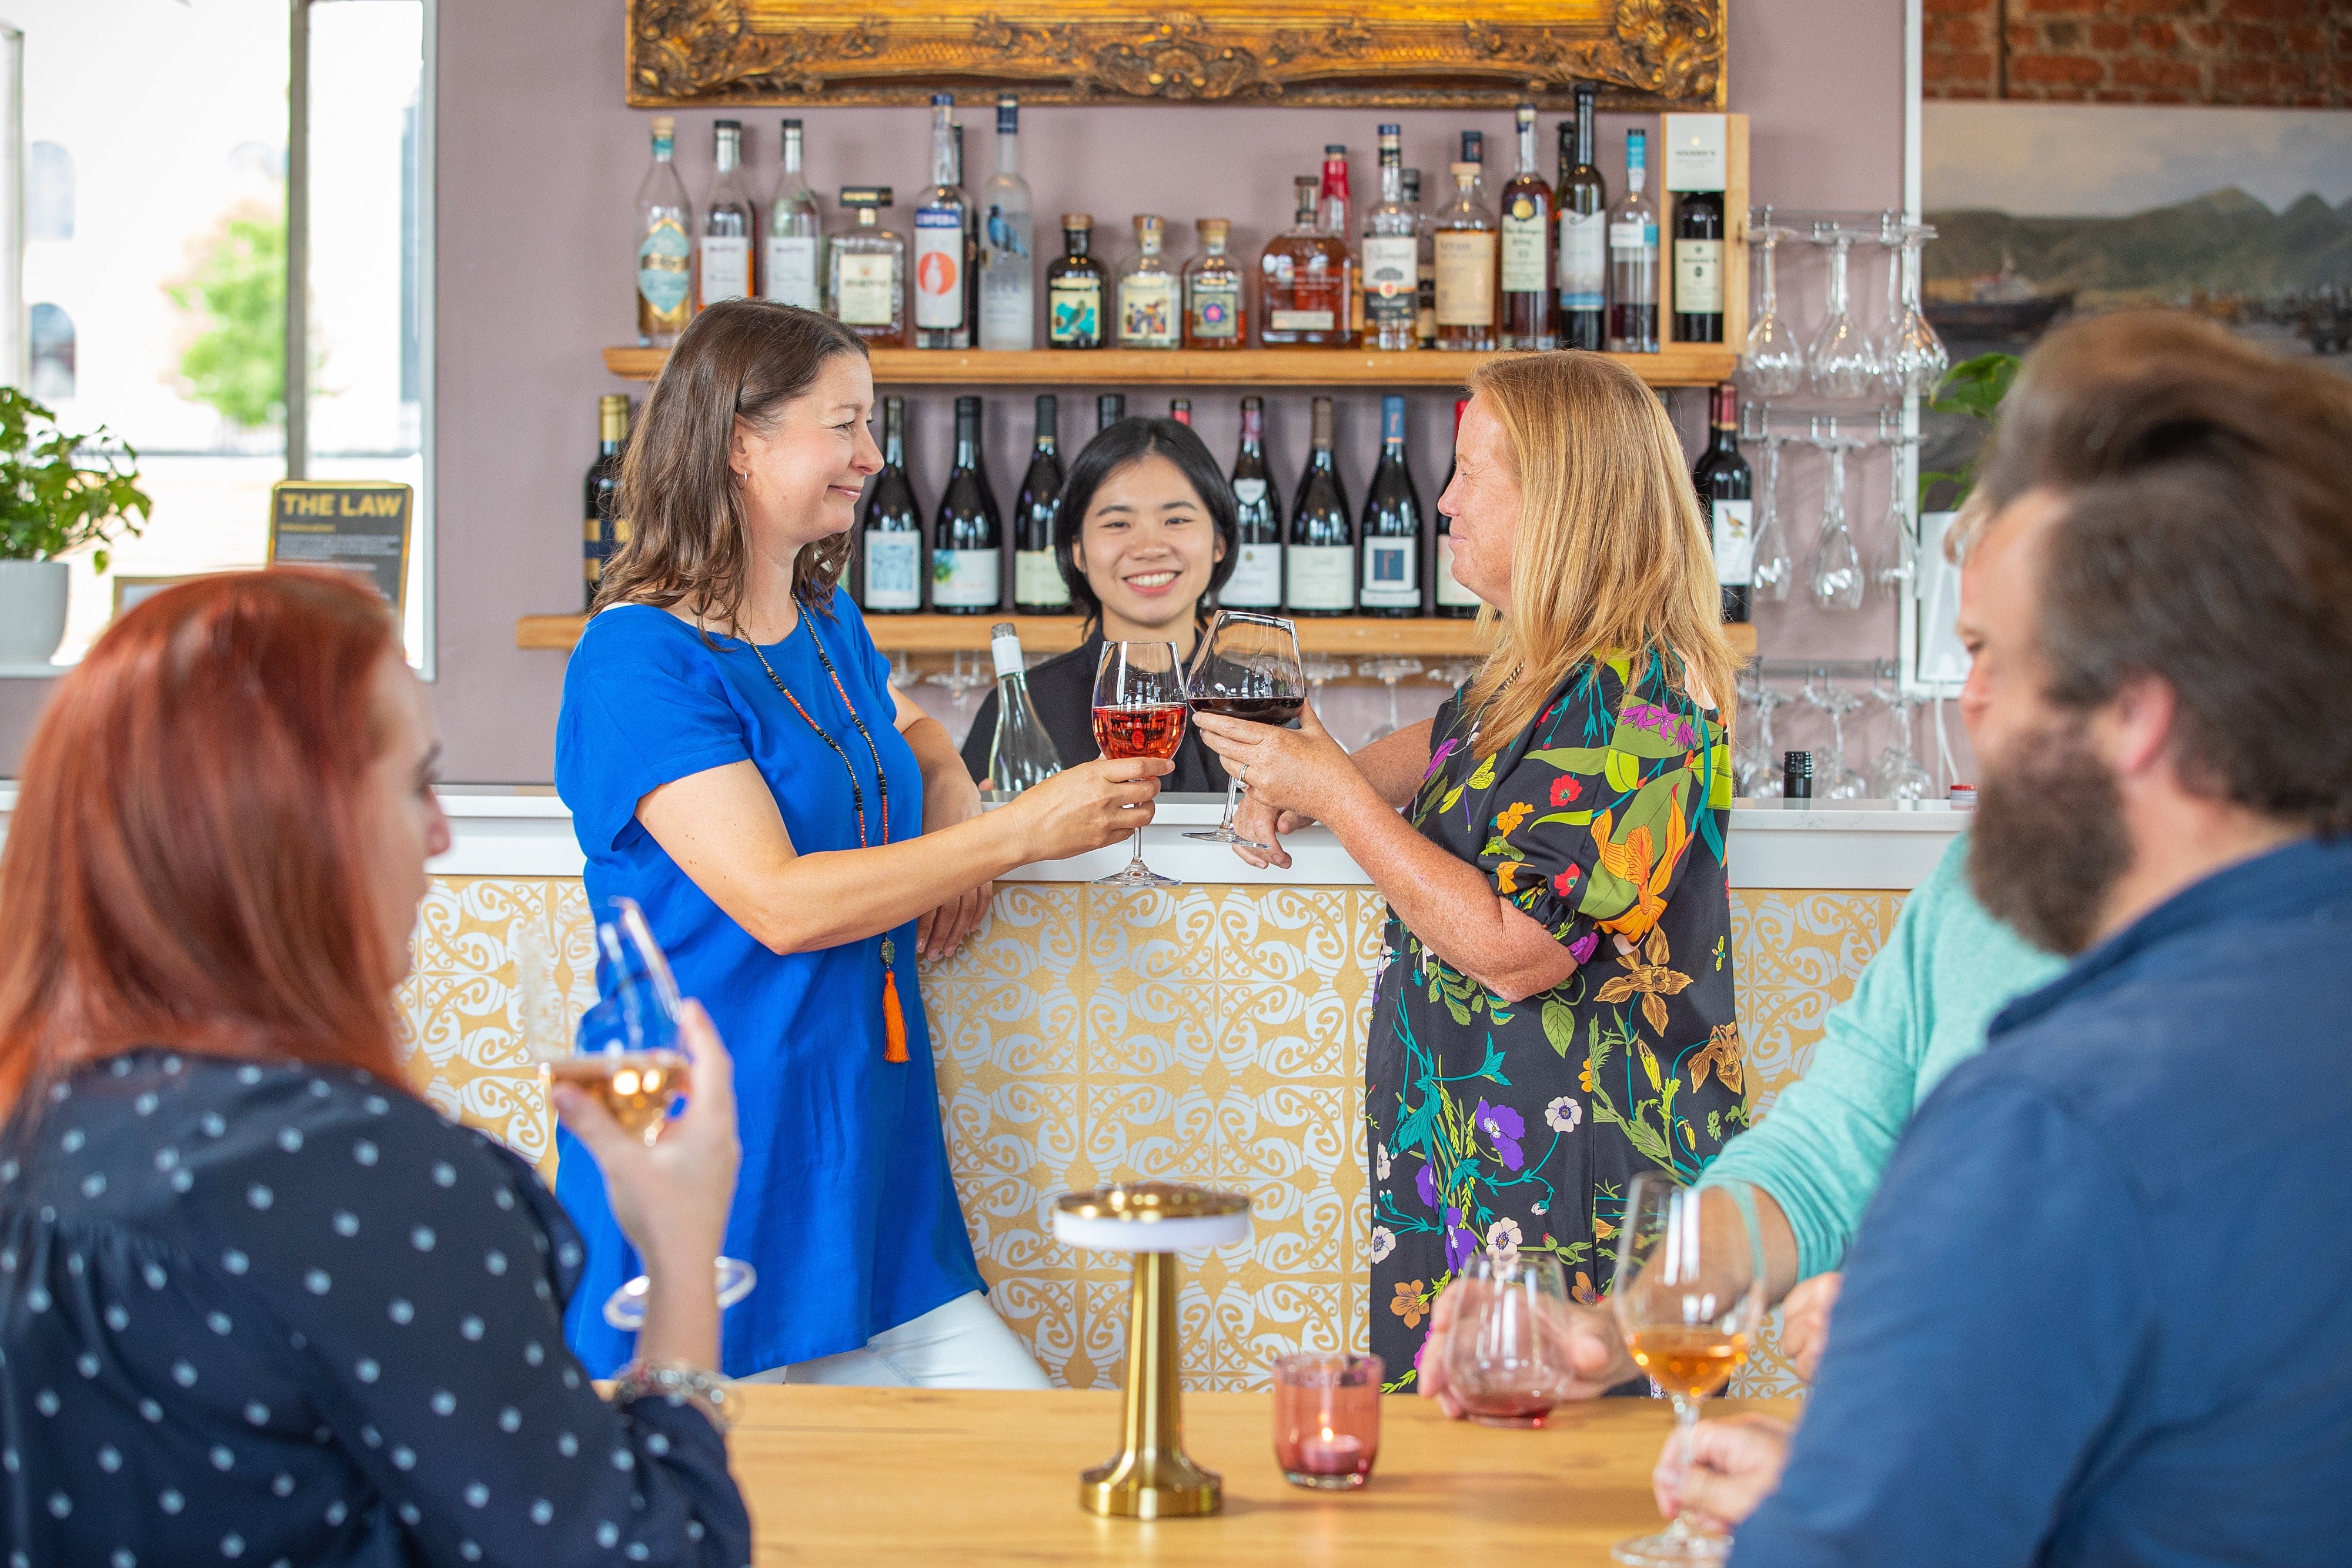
top-left (0, 1049), bottom-right (752, 1567)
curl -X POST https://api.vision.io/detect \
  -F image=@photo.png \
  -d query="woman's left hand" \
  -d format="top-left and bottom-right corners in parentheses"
top-left (916, 766), bottom-right (992, 961)
top-left (1192, 700), bottom-right (1371, 837)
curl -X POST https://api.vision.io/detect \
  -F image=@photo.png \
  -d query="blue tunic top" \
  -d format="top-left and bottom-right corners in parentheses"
top-left (553, 596), bottom-right (983, 1378)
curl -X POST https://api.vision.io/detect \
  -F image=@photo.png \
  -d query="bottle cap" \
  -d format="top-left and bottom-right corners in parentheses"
top-left (838, 185), bottom-right (893, 208)
top-left (715, 118), bottom-right (741, 131)
top-left (781, 118), bottom-right (802, 129)
top-left (652, 115), bottom-right (676, 136)
top-left (1324, 143), bottom-right (1347, 156)
top-left (1948, 783), bottom-right (1978, 809)
top-left (1451, 162), bottom-right (1479, 178)
top-left (1063, 212), bottom-right (1092, 230)
top-left (1783, 750), bottom-right (1814, 800)
top-left (1461, 129), bottom-right (1484, 161)
top-left (931, 92), bottom-right (954, 107)
top-left (1378, 123), bottom-right (1401, 137)
top-left (1516, 102), bottom-right (1536, 121)
top-left (1134, 213), bottom-right (1163, 232)
top-left (1197, 218), bottom-right (1230, 240)
top-left (990, 623), bottom-right (1025, 678)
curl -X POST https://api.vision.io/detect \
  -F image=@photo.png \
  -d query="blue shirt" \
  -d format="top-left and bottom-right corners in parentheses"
top-left (553, 597), bottom-right (983, 1378)
top-left (1733, 837), bottom-right (2352, 1568)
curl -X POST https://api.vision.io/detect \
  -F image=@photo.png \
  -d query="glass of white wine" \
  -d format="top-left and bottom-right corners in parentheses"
top-left (1610, 1174), bottom-right (1766, 1567)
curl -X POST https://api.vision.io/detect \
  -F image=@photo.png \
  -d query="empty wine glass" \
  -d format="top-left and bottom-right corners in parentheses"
top-left (886, 648), bottom-right (917, 690)
top-left (1800, 670), bottom-right (1868, 800)
top-left (1439, 1250), bottom-right (1577, 1428)
top-left (1876, 224), bottom-right (1949, 397)
top-left (1090, 640), bottom-right (1188, 889)
top-left (1749, 435), bottom-right (1793, 605)
top-left (925, 649), bottom-right (990, 720)
top-left (1808, 434), bottom-right (1865, 612)
top-left (1870, 679), bottom-right (1936, 801)
top-left (1427, 658), bottom-right (1482, 694)
top-left (1359, 656), bottom-right (1425, 745)
top-left (1736, 679), bottom-right (1794, 799)
top-left (1740, 223), bottom-right (1805, 399)
top-left (1871, 439), bottom-right (1919, 599)
top-left (1185, 610), bottom-right (1304, 850)
top-left (1806, 232), bottom-right (1879, 399)
top-left (1301, 655), bottom-right (1352, 721)
top-left (1609, 1175), bottom-right (1766, 1567)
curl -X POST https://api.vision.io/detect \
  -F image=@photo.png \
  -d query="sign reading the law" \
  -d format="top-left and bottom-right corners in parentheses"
top-left (268, 481), bottom-right (413, 619)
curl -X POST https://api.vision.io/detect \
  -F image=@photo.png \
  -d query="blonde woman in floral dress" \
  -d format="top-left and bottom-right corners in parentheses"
top-left (1194, 352), bottom-right (1746, 1392)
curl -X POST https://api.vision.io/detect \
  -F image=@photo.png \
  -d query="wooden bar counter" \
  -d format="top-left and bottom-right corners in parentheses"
top-left (726, 1384), bottom-right (1796, 1564)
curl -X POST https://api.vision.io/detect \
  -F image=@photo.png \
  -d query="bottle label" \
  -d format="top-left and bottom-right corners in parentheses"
top-left (1416, 259), bottom-right (1437, 340)
top-left (1558, 210), bottom-right (1605, 309)
top-left (1436, 534), bottom-right (1482, 606)
top-left (1285, 544), bottom-right (1352, 611)
top-left (1268, 307), bottom-right (1336, 332)
top-left (1047, 276), bottom-right (1101, 345)
top-left (637, 218), bottom-right (692, 315)
top-left (1434, 232), bottom-right (1497, 326)
top-left (1221, 541), bottom-right (1282, 607)
top-left (836, 253), bottom-right (896, 326)
top-left (1710, 500), bottom-right (1755, 587)
top-left (1675, 238), bottom-right (1725, 315)
top-left (863, 531), bottom-right (921, 609)
top-left (990, 633), bottom-right (1026, 679)
top-left (913, 208), bottom-right (965, 329)
top-left (1609, 218), bottom-right (1659, 252)
top-left (1014, 549), bottom-right (1069, 607)
top-left (1231, 477), bottom-right (1268, 506)
top-left (1500, 211), bottom-right (1547, 293)
top-left (700, 235), bottom-right (751, 306)
top-left (765, 235), bottom-right (821, 310)
top-left (1118, 274), bottom-right (1178, 346)
top-left (1189, 278), bottom-right (1241, 339)
top-left (1362, 236), bottom-right (1418, 323)
top-left (931, 547), bottom-right (999, 607)
top-left (1361, 538), bottom-right (1418, 608)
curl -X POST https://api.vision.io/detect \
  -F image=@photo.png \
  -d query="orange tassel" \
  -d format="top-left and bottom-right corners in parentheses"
top-left (881, 963), bottom-right (910, 1064)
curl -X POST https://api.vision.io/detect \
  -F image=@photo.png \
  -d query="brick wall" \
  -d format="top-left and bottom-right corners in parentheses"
top-left (1925, 0), bottom-right (2351, 105)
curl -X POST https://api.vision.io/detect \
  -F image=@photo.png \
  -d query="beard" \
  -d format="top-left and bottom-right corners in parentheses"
top-left (1968, 720), bottom-right (2133, 957)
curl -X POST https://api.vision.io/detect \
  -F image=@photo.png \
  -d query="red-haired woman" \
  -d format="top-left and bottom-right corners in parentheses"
top-left (0, 570), bottom-right (751, 1566)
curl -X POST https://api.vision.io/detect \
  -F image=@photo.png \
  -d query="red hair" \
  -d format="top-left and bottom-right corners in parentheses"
top-left (0, 568), bottom-right (410, 1117)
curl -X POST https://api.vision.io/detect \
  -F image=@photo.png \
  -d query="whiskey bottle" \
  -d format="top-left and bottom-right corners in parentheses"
top-left (977, 95), bottom-right (1036, 350)
top-left (933, 396), bottom-right (1003, 614)
top-left (1359, 394), bottom-right (1422, 616)
top-left (699, 120), bottom-right (755, 309)
top-left (1359, 125), bottom-right (1419, 352)
top-left (1433, 396), bottom-right (1480, 618)
top-left (1097, 394), bottom-right (1125, 432)
top-left (1045, 215), bottom-right (1106, 349)
top-left (913, 95), bottom-right (972, 349)
top-left (1607, 129), bottom-right (1660, 353)
top-left (1556, 83), bottom-right (1609, 353)
top-left (1434, 151), bottom-right (1498, 352)
top-left (1221, 396), bottom-right (1284, 610)
top-left (634, 116), bottom-right (693, 348)
top-left (1013, 395), bottom-right (1069, 614)
top-left (1499, 104), bottom-right (1556, 350)
top-left (1287, 396), bottom-right (1354, 617)
top-left (828, 187), bottom-right (906, 347)
top-left (860, 396), bottom-right (924, 614)
top-left (764, 119), bottom-right (824, 311)
top-left (1260, 175), bottom-right (1351, 347)
top-left (1116, 215), bottom-right (1181, 349)
top-left (584, 394), bottom-right (629, 611)
top-left (1404, 168), bottom-right (1438, 348)
top-left (1183, 219), bottom-right (1246, 349)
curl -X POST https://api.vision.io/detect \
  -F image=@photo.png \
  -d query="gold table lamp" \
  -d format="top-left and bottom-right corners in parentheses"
top-left (1052, 1182), bottom-right (1253, 1519)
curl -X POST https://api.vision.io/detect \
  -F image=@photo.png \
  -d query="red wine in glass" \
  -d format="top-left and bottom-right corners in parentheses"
top-left (1093, 702), bottom-right (1189, 760)
top-left (1188, 694), bottom-right (1303, 727)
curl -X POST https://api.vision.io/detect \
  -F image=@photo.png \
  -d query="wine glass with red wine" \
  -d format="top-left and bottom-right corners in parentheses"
top-left (1184, 610), bottom-right (1304, 849)
top-left (1441, 1249), bottom-right (1579, 1427)
top-left (1091, 640), bottom-right (1188, 888)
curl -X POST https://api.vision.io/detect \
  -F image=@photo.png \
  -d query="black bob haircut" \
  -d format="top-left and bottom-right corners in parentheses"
top-left (1052, 416), bottom-right (1239, 628)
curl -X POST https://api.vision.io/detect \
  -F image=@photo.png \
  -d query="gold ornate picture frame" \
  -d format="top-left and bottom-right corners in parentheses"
top-left (626, 0), bottom-right (1726, 111)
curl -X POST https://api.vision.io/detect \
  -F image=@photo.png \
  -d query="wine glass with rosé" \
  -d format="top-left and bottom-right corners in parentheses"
top-left (1091, 640), bottom-right (1188, 888)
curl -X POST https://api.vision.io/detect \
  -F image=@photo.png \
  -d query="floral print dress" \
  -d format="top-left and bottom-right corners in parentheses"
top-left (1368, 650), bottom-right (1747, 1392)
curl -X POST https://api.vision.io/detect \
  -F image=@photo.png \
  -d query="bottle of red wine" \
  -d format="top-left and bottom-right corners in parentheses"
top-left (1673, 183), bottom-right (1726, 344)
top-left (1555, 82), bottom-right (1608, 353)
top-left (932, 395), bottom-right (1003, 614)
top-left (584, 394), bottom-right (629, 611)
top-left (1359, 393), bottom-right (1422, 617)
top-left (1221, 396), bottom-right (1284, 610)
top-left (1013, 395), bottom-right (1068, 614)
top-left (1432, 396), bottom-right (1479, 618)
top-left (1286, 396), bottom-right (1354, 617)
top-left (1692, 383), bottom-right (1753, 623)
top-left (1096, 393), bottom-right (1125, 432)
top-left (859, 395), bottom-right (924, 614)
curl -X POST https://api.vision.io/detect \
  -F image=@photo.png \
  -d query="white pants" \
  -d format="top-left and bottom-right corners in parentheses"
top-left (741, 1291), bottom-right (1050, 1389)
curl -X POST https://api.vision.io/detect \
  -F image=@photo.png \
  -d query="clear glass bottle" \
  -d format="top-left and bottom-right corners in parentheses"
top-left (913, 94), bottom-right (971, 349)
top-left (1434, 155), bottom-right (1497, 352)
top-left (828, 186), bottom-right (906, 347)
top-left (1045, 215), bottom-right (1106, 349)
top-left (1555, 83), bottom-right (1609, 352)
top-left (764, 119), bottom-right (824, 310)
top-left (977, 94), bottom-right (1035, 350)
top-left (699, 120), bottom-right (754, 309)
top-left (1607, 128), bottom-right (1660, 354)
top-left (1360, 125), bottom-right (1419, 352)
top-left (1499, 103), bottom-right (1556, 350)
top-left (1183, 219), bottom-right (1246, 349)
top-left (1259, 175), bottom-right (1352, 347)
top-left (1117, 214), bottom-right (1180, 349)
top-left (985, 622), bottom-right (1064, 794)
top-left (634, 116), bottom-right (693, 348)
top-left (1405, 168), bottom-right (1437, 348)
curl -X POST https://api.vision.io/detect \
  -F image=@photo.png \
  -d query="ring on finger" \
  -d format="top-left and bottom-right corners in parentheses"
top-left (1237, 760), bottom-right (1249, 784)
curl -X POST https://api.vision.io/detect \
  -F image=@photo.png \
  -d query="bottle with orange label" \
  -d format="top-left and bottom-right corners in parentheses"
top-left (913, 93), bottom-right (972, 349)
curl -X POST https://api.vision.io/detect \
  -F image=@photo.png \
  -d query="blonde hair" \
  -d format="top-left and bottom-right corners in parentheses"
top-left (1456, 352), bottom-right (1739, 757)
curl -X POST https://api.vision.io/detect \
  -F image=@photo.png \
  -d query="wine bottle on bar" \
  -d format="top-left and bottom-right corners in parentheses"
top-left (584, 394), bottom-right (629, 611)
top-left (1287, 396), bottom-right (1354, 617)
top-left (1434, 396), bottom-right (1480, 618)
top-left (1358, 394), bottom-right (1422, 617)
top-left (1013, 395), bottom-right (1069, 614)
top-left (1556, 83), bottom-right (1608, 353)
top-left (933, 396), bottom-right (1002, 614)
top-left (1607, 129), bottom-right (1659, 354)
top-left (860, 395), bottom-right (924, 614)
top-left (985, 621), bottom-right (1064, 794)
top-left (1692, 384), bottom-right (1754, 623)
top-left (1097, 393), bottom-right (1125, 432)
top-left (1221, 396), bottom-right (1284, 610)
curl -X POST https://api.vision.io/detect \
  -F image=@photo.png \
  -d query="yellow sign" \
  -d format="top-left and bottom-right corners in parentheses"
top-left (266, 480), bottom-right (413, 620)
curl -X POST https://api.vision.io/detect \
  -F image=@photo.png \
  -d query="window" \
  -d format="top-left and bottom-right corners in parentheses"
top-left (26, 141), bottom-right (70, 240)
top-left (27, 302), bottom-right (72, 399)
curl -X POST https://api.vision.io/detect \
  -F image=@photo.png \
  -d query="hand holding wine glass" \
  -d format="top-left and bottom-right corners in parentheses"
top-left (1091, 640), bottom-right (1189, 888)
top-left (1184, 611), bottom-right (1305, 850)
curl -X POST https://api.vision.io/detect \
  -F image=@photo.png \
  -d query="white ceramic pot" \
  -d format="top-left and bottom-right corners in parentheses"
top-left (0, 559), bottom-right (70, 665)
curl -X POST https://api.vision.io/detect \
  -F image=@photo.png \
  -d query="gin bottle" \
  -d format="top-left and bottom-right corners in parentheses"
top-left (634, 116), bottom-right (693, 348)
top-left (1607, 129), bottom-right (1660, 353)
top-left (764, 119), bottom-right (824, 311)
top-left (699, 120), bottom-right (754, 309)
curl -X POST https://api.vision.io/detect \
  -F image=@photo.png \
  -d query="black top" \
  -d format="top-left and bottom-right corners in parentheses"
top-left (960, 629), bottom-right (1232, 793)
top-left (0, 1049), bottom-right (751, 1567)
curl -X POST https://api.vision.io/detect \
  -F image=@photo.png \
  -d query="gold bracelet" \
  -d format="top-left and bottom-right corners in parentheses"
top-left (610, 1359), bottom-right (737, 1433)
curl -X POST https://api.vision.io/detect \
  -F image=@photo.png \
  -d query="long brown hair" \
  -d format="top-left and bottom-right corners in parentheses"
top-left (597, 299), bottom-right (871, 631)
top-left (0, 569), bottom-right (410, 1119)
top-left (1456, 352), bottom-right (1739, 755)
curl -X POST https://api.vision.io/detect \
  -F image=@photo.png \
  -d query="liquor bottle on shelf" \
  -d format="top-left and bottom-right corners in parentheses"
top-left (860, 395), bottom-right (924, 614)
top-left (1692, 383), bottom-right (1753, 623)
top-left (1555, 83), bottom-right (1608, 353)
top-left (1435, 143), bottom-right (1498, 352)
top-left (764, 119), bottom-right (824, 311)
top-left (1117, 215), bottom-right (1181, 349)
top-left (1359, 394), bottom-right (1422, 617)
top-left (914, 95), bottom-right (972, 350)
top-left (1434, 395), bottom-right (1480, 618)
top-left (1607, 129), bottom-right (1660, 353)
top-left (700, 120), bottom-right (755, 309)
top-left (978, 95), bottom-right (1035, 350)
top-left (956, 122), bottom-right (981, 336)
top-left (1045, 215), bottom-right (1106, 349)
top-left (1499, 104), bottom-right (1556, 350)
top-left (1405, 168), bottom-right (1438, 348)
top-left (1287, 396), bottom-right (1354, 617)
top-left (1360, 125), bottom-right (1419, 352)
top-left (1318, 143), bottom-right (1359, 339)
top-left (1260, 175), bottom-right (1352, 347)
top-left (1097, 394), bottom-right (1125, 432)
top-left (634, 116), bottom-right (693, 348)
top-left (1222, 395), bottom-right (1284, 610)
top-left (1168, 399), bottom-right (1192, 425)
top-left (985, 622), bottom-right (1064, 795)
top-left (1668, 117), bottom-right (1727, 345)
top-left (1183, 219), bottom-right (1246, 349)
top-left (933, 395), bottom-right (1003, 614)
top-left (829, 187), bottom-right (906, 347)
top-left (584, 394), bottom-right (629, 611)
top-left (1013, 395), bottom-right (1068, 614)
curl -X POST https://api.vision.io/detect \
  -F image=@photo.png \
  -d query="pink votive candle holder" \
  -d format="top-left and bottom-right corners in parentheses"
top-left (1271, 1351), bottom-right (1383, 1490)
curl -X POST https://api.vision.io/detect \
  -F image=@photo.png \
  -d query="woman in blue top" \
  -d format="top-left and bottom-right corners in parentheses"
top-left (556, 301), bottom-right (1170, 1385)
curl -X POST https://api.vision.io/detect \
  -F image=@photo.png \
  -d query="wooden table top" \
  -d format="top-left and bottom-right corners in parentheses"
top-left (727, 1386), bottom-right (1798, 1564)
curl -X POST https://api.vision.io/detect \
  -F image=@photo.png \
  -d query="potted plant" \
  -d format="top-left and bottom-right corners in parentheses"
top-left (0, 386), bottom-right (151, 664)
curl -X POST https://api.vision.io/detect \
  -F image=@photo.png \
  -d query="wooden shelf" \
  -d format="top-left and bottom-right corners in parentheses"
top-left (601, 344), bottom-right (1741, 390)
